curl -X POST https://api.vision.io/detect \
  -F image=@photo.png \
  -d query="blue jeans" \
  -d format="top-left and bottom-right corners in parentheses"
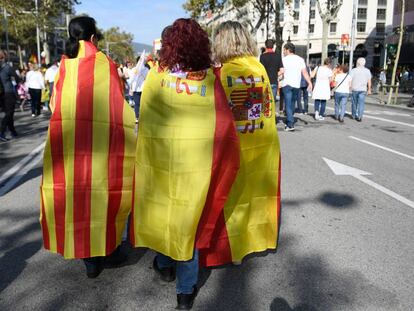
top-left (334, 92), bottom-right (348, 119)
top-left (351, 91), bottom-right (367, 119)
top-left (133, 92), bottom-right (142, 119)
top-left (282, 85), bottom-right (299, 128)
top-left (314, 99), bottom-right (327, 116)
top-left (270, 83), bottom-right (278, 101)
top-left (296, 87), bottom-right (308, 113)
top-left (157, 250), bottom-right (199, 294)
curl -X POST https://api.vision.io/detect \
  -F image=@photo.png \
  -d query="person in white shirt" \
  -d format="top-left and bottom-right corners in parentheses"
top-left (45, 60), bottom-right (59, 98)
top-left (333, 64), bottom-right (352, 122)
top-left (350, 57), bottom-right (372, 122)
top-left (311, 58), bottom-right (333, 121)
top-left (130, 56), bottom-right (149, 122)
top-left (281, 42), bottom-right (312, 131)
top-left (26, 62), bottom-right (45, 117)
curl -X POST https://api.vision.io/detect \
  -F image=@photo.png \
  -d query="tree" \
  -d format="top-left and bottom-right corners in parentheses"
top-left (100, 27), bottom-right (135, 63)
top-left (316, 0), bottom-right (343, 61)
top-left (387, 0), bottom-right (405, 105)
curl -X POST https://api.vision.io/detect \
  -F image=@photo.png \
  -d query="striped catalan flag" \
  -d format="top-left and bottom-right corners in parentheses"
top-left (130, 67), bottom-right (240, 261)
top-left (40, 40), bottom-right (136, 259)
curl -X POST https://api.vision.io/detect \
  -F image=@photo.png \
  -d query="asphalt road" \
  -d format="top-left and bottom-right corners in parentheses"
top-left (0, 99), bottom-right (413, 311)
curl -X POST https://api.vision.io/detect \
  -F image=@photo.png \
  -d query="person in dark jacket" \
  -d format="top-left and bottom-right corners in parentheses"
top-left (0, 50), bottom-right (20, 141)
top-left (295, 67), bottom-right (310, 114)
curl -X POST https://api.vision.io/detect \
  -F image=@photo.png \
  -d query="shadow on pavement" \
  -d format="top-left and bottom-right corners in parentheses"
top-left (317, 191), bottom-right (356, 209)
top-left (270, 298), bottom-right (317, 311)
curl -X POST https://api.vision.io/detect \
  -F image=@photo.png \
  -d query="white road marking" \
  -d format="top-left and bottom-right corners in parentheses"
top-left (0, 142), bottom-right (45, 186)
top-left (308, 103), bottom-right (414, 128)
top-left (364, 110), bottom-right (411, 117)
top-left (349, 136), bottom-right (414, 161)
top-left (0, 142), bottom-right (45, 197)
top-left (323, 157), bottom-right (414, 209)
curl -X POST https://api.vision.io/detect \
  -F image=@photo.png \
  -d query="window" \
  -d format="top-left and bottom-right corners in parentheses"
top-left (294, 10), bottom-right (299, 20)
top-left (279, 0), bottom-right (285, 10)
top-left (376, 23), bottom-right (385, 34)
top-left (378, 0), bottom-right (387, 6)
top-left (310, 0), bottom-right (316, 7)
top-left (261, 28), bottom-right (265, 38)
top-left (294, 0), bottom-right (300, 9)
top-left (358, 8), bottom-right (367, 19)
top-left (358, 0), bottom-right (368, 5)
top-left (357, 22), bottom-right (366, 33)
top-left (309, 24), bottom-right (315, 33)
top-left (330, 22), bottom-right (337, 34)
top-left (280, 10), bottom-right (284, 22)
top-left (310, 9), bottom-right (315, 19)
top-left (293, 25), bottom-right (298, 34)
top-left (377, 8), bottom-right (386, 20)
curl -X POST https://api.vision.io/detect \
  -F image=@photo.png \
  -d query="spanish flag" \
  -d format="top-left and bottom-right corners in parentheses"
top-left (40, 41), bottom-right (136, 259)
top-left (129, 67), bottom-right (240, 261)
top-left (199, 56), bottom-right (281, 266)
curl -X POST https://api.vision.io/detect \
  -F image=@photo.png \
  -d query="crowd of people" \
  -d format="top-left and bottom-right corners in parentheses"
top-left (259, 39), bottom-right (372, 131)
top-left (0, 13), bottom-right (377, 311)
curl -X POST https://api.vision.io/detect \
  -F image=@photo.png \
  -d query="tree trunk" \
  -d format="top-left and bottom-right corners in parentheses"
top-left (387, 0), bottom-right (405, 105)
top-left (274, 0), bottom-right (283, 51)
top-left (321, 19), bottom-right (329, 62)
top-left (17, 44), bottom-right (23, 69)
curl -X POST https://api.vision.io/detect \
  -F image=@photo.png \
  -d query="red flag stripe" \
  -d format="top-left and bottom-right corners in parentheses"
top-left (196, 68), bottom-right (240, 265)
top-left (40, 179), bottom-right (50, 250)
top-left (129, 169), bottom-right (136, 245)
top-left (73, 56), bottom-right (96, 258)
top-left (106, 60), bottom-right (125, 254)
top-left (50, 60), bottom-right (67, 255)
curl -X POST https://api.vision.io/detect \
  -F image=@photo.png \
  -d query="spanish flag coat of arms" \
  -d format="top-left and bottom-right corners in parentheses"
top-left (40, 41), bottom-right (136, 259)
top-left (199, 56), bottom-right (281, 266)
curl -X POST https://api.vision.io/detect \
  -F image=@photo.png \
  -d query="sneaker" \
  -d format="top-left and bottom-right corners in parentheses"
top-left (339, 118), bottom-right (344, 123)
top-left (152, 256), bottom-right (175, 282)
top-left (0, 134), bottom-right (9, 142)
top-left (304, 112), bottom-right (308, 115)
top-left (284, 126), bottom-right (295, 132)
top-left (11, 131), bottom-right (18, 138)
top-left (176, 286), bottom-right (198, 310)
top-left (314, 111), bottom-right (319, 120)
top-left (318, 115), bottom-right (325, 120)
top-left (31, 114), bottom-right (36, 117)
top-left (356, 118), bottom-right (362, 122)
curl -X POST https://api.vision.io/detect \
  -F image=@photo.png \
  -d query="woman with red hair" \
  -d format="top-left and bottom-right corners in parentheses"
top-left (130, 19), bottom-right (240, 309)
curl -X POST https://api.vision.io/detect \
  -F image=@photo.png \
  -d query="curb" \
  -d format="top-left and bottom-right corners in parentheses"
top-left (364, 96), bottom-right (413, 112)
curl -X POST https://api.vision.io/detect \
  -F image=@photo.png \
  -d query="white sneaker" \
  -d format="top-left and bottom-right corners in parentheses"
top-left (31, 114), bottom-right (35, 117)
top-left (314, 111), bottom-right (319, 120)
top-left (284, 126), bottom-right (295, 132)
top-left (318, 115), bottom-right (325, 120)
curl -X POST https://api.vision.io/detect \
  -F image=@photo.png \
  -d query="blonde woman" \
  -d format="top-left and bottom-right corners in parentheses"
top-left (204, 20), bottom-right (281, 266)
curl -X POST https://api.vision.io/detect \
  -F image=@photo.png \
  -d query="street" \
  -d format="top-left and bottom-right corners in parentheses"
top-left (0, 99), bottom-right (413, 311)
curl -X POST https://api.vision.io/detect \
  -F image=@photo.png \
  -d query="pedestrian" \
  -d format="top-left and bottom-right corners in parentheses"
top-left (295, 66), bottom-right (310, 114)
top-left (45, 60), bottom-right (59, 99)
top-left (259, 39), bottom-right (283, 102)
top-left (130, 19), bottom-right (240, 310)
top-left (311, 58), bottom-right (333, 121)
top-left (0, 50), bottom-right (20, 142)
top-left (350, 57), bottom-right (372, 122)
top-left (26, 62), bottom-right (45, 117)
top-left (210, 20), bottom-right (281, 267)
top-left (129, 56), bottom-right (149, 123)
top-left (333, 64), bottom-right (352, 122)
top-left (40, 16), bottom-right (136, 279)
top-left (281, 42), bottom-right (312, 131)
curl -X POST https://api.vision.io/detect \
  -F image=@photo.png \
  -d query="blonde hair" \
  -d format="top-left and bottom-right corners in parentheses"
top-left (213, 21), bottom-right (258, 63)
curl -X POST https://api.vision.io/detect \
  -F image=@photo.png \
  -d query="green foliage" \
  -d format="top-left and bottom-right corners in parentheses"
top-left (100, 27), bottom-right (135, 63)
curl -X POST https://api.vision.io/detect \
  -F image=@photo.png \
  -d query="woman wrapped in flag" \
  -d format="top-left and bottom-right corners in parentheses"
top-left (39, 16), bottom-right (136, 278)
top-left (199, 21), bottom-right (281, 267)
top-left (130, 19), bottom-right (240, 310)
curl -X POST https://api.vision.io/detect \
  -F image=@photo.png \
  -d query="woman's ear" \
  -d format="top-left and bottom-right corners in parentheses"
top-left (90, 34), bottom-right (98, 47)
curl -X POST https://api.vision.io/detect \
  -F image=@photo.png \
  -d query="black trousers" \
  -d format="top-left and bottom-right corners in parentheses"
top-left (29, 88), bottom-right (42, 115)
top-left (0, 92), bottom-right (17, 135)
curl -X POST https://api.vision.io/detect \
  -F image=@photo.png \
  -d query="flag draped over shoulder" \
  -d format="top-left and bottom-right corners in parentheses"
top-left (130, 67), bottom-right (240, 261)
top-left (199, 56), bottom-right (282, 266)
top-left (40, 40), bottom-right (136, 259)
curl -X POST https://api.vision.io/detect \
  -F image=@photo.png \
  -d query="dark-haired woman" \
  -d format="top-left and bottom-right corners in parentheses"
top-left (40, 16), bottom-right (136, 278)
top-left (334, 64), bottom-right (352, 122)
top-left (130, 18), bottom-right (240, 310)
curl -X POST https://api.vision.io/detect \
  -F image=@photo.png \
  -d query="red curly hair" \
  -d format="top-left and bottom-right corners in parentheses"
top-left (159, 18), bottom-right (211, 72)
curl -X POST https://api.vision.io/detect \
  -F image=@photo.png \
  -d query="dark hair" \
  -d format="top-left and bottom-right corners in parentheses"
top-left (283, 42), bottom-right (295, 54)
top-left (341, 64), bottom-right (349, 73)
top-left (323, 57), bottom-right (332, 65)
top-left (265, 39), bottom-right (274, 49)
top-left (65, 16), bottom-right (99, 58)
top-left (159, 18), bottom-right (211, 72)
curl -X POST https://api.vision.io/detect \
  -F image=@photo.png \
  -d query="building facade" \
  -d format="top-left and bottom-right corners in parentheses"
top-left (199, 0), bottom-right (394, 68)
top-left (391, 0), bottom-right (414, 65)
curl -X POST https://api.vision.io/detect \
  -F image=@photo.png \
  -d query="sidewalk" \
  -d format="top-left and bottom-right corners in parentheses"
top-left (365, 92), bottom-right (414, 111)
